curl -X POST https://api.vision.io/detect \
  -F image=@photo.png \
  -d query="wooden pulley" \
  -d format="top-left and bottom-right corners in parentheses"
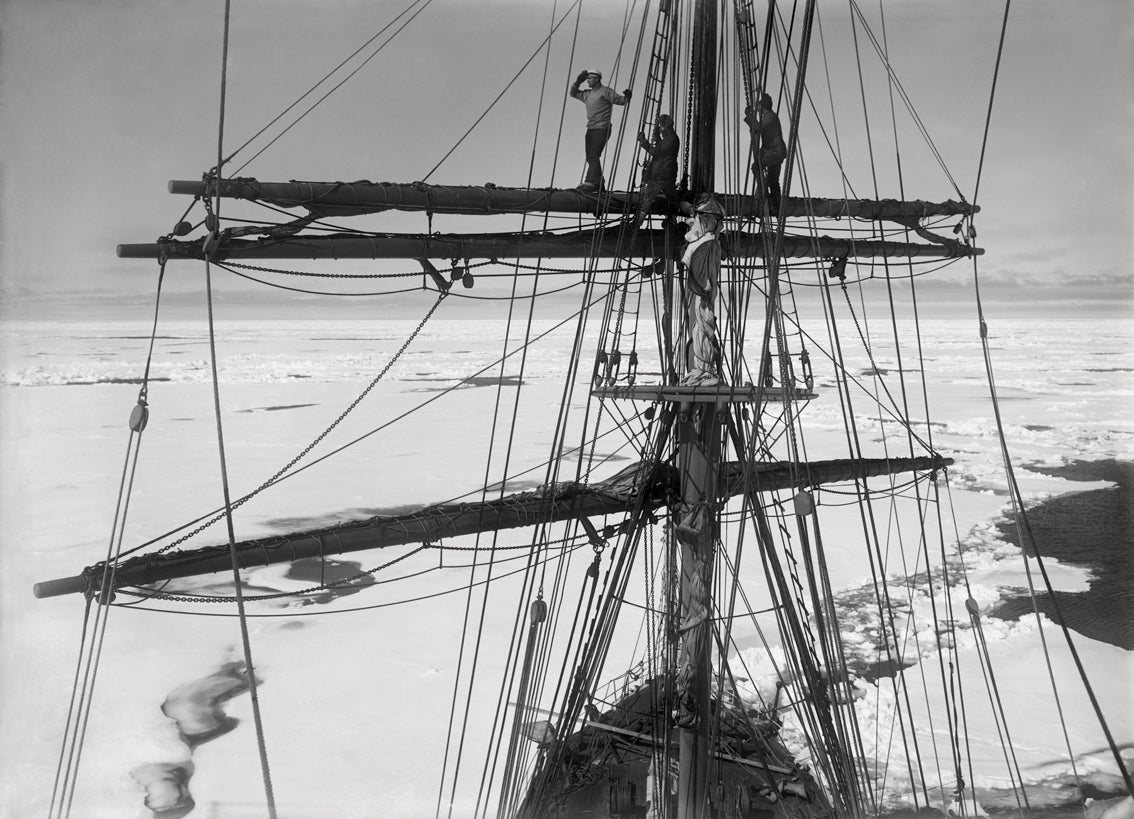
top-left (529, 598), bottom-right (547, 625)
top-left (129, 400), bottom-right (149, 432)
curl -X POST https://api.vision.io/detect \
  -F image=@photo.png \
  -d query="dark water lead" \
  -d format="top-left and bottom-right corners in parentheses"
top-left (991, 459), bottom-right (1134, 650)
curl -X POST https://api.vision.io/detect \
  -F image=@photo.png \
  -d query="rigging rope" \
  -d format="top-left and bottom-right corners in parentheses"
top-left (93, 300), bottom-right (599, 594)
top-left (820, 278), bottom-right (926, 810)
top-left (875, 0), bottom-right (966, 802)
top-left (61, 3), bottom-right (1061, 815)
top-left (48, 600), bottom-right (92, 819)
top-left (205, 3), bottom-right (277, 813)
top-left (230, 0), bottom-right (438, 177)
top-left (422, 0), bottom-right (582, 183)
top-left (479, 3), bottom-right (664, 799)
top-left (58, 429), bottom-right (144, 819)
top-left (964, 0), bottom-right (1132, 798)
top-left (973, 271), bottom-right (1134, 796)
top-left (438, 4), bottom-right (596, 813)
top-left (845, 0), bottom-right (964, 199)
top-left (223, 0), bottom-right (430, 170)
top-left (52, 237), bottom-right (170, 819)
top-left (119, 542), bottom-right (585, 616)
top-left (115, 291), bottom-right (445, 563)
top-left (970, 0), bottom-right (1011, 209)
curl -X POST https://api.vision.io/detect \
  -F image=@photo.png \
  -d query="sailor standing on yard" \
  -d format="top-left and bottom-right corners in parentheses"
top-left (744, 92), bottom-right (787, 215)
top-left (569, 70), bottom-right (632, 192)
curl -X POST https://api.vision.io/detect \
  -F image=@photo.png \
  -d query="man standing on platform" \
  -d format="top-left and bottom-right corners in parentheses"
top-left (677, 194), bottom-right (725, 386)
top-left (569, 70), bottom-right (632, 192)
top-left (744, 92), bottom-right (787, 215)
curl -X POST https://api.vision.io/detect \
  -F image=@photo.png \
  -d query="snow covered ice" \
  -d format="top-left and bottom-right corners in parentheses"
top-left (1, 316), bottom-right (1131, 817)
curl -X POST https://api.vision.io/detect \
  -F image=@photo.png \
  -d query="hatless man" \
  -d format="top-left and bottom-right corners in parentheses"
top-left (569, 70), bottom-right (632, 192)
top-left (744, 92), bottom-right (787, 215)
top-left (634, 113), bottom-right (679, 225)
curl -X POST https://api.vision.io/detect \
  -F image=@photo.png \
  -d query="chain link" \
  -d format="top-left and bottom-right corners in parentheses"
top-left (117, 530), bottom-right (592, 604)
top-left (223, 260), bottom-right (482, 280)
top-left (139, 292), bottom-right (447, 558)
top-left (221, 258), bottom-right (631, 279)
top-left (119, 544), bottom-right (430, 603)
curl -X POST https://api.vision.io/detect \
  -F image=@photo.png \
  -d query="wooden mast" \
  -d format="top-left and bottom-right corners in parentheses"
top-left (675, 1), bottom-right (718, 816)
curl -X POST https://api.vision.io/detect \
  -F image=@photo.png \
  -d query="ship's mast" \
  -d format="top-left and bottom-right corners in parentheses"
top-left (674, 1), bottom-right (718, 816)
top-left (35, 1), bottom-right (981, 814)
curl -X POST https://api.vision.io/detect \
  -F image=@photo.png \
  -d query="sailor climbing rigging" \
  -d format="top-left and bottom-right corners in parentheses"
top-left (744, 92), bottom-right (787, 215)
top-left (569, 69), bottom-right (632, 192)
top-left (634, 113), bottom-right (680, 226)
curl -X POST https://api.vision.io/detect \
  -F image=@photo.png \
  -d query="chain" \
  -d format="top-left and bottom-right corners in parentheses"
top-left (119, 544), bottom-right (431, 603)
top-left (221, 258), bottom-right (631, 279)
top-left (681, 40), bottom-right (696, 186)
top-left (426, 531), bottom-right (585, 552)
top-left (139, 292), bottom-right (447, 558)
top-left (118, 530), bottom-right (592, 604)
top-left (222, 259), bottom-right (490, 280)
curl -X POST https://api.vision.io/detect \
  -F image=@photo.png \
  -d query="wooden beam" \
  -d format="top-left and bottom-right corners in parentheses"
top-left (32, 455), bottom-right (950, 599)
top-left (117, 229), bottom-right (981, 262)
top-left (168, 178), bottom-right (978, 221)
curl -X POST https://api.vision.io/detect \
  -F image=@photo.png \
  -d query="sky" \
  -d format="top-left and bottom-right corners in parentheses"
top-left (0, 0), bottom-right (1131, 321)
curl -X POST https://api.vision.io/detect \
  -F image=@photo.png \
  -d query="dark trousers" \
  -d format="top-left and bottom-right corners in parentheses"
top-left (634, 179), bottom-right (677, 226)
top-left (765, 161), bottom-right (782, 213)
top-left (754, 158), bottom-right (783, 214)
top-left (585, 127), bottom-right (611, 186)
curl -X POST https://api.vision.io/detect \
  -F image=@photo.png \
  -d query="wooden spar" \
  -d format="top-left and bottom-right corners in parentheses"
top-left (116, 229), bottom-right (981, 261)
top-left (32, 455), bottom-right (949, 599)
top-left (168, 179), bottom-right (978, 221)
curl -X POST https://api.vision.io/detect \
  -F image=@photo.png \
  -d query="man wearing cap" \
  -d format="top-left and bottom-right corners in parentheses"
top-left (634, 113), bottom-right (680, 226)
top-left (569, 70), bottom-right (632, 192)
top-left (744, 92), bottom-right (787, 215)
top-left (676, 194), bottom-right (725, 385)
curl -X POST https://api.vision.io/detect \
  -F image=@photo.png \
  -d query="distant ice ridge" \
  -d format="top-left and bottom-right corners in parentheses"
top-left (3, 352), bottom-right (589, 386)
top-left (1, 319), bottom-right (598, 386)
top-left (4, 317), bottom-right (1130, 390)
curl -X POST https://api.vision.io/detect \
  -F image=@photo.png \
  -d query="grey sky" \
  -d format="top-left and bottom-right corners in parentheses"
top-left (1, 0), bottom-right (1130, 319)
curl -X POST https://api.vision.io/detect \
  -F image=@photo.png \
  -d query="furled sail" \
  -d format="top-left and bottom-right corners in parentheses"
top-left (168, 178), bottom-right (979, 221)
top-left (34, 455), bottom-right (950, 599)
top-left (117, 228), bottom-right (980, 262)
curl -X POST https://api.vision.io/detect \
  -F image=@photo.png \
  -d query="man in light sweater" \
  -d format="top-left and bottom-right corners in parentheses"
top-left (569, 70), bottom-right (632, 192)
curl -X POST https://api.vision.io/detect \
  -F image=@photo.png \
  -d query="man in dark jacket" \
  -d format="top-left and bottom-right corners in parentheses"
top-left (634, 113), bottom-right (679, 225)
top-left (569, 70), bottom-right (632, 192)
top-left (744, 92), bottom-right (787, 214)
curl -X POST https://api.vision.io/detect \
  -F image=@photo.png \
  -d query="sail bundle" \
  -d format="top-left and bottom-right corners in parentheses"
top-left (168, 178), bottom-right (979, 222)
top-left (35, 455), bottom-right (949, 600)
